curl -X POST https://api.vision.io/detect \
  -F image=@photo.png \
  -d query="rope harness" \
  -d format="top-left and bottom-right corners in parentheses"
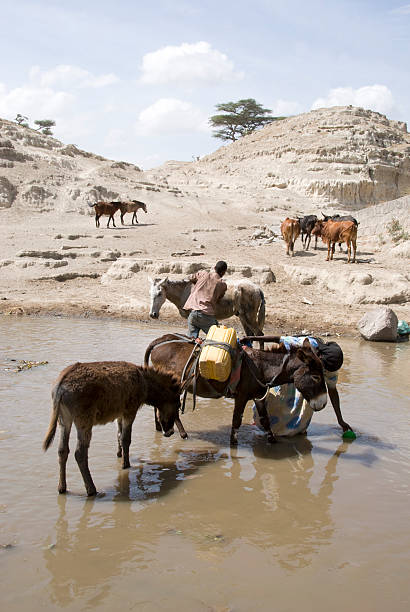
top-left (148, 335), bottom-right (291, 411)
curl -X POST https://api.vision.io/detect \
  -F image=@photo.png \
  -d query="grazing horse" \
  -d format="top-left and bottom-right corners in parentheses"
top-left (144, 334), bottom-right (328, 445)
top-left (149, 276), bottom-right (266, 337)
top-left (119, 200), bottom-right (148, 225)
top-left (43, 361), bottom-right (181, 496)
top-left (88, 201), bottom-right (121, 228)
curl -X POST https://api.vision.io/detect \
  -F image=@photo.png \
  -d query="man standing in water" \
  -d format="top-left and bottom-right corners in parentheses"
top-left (183, 260), bottom-right (228, 338)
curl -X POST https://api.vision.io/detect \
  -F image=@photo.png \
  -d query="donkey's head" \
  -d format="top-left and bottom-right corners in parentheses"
top-left (149, 277), bottom-right (168, 319)
top-left (292, 339), bottom-right (327, 411)
top-left (151, 368), bottom-right (181, 436)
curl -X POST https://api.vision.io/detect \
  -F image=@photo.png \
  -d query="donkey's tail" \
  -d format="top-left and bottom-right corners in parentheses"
top-left (257, 289), bottom-right (266, 330)
top-left (43, 390), bottom-right (61, 451)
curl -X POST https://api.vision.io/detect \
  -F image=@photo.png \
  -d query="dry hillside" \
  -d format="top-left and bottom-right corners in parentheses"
top-left (0, 106), bottom-right (409, 335)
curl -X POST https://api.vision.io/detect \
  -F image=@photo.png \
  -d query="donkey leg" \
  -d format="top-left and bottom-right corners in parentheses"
top-left (95, 215), bottom-right (100, 228)
top-left (74, 427), bottom-right (96, 496)
top-left (230, 398), bottom-right (247, 446)
top-left (175, 415), bottom-right (188, 439)
top-left (58, 421), bottom-right (72, 494)
top-left (254, 399), bottom-right (276, 444)
top-left (120, 418), bottom-right (133, 469)
top-left (154, 407), bottom-right (162, 432)
top-left (117, 419), bottom-right (123, 457)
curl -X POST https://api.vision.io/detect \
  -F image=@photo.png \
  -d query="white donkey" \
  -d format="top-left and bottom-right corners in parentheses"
top-left (149, 276), bottom-right (266, 336)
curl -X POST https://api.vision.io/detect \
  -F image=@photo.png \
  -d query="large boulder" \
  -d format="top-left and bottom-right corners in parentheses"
top-left (357, 307), bottom-right (398, 341)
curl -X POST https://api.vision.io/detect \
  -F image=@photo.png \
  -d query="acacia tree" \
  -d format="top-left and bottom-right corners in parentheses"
top-left (34, 119), bottom-right (56, 136)
top-left (15, 114), bottom-right (29, 127)
top-left (209, 98), bottom-right (278, 142)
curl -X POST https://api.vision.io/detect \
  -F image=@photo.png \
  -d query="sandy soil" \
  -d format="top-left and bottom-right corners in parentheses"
top-left (1, 206), bottom-right (408, 338)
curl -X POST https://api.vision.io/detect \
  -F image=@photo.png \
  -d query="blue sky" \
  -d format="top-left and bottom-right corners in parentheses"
top-left (1, 1), bottom-right (409, 168)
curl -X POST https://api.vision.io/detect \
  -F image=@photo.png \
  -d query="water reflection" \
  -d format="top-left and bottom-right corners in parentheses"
top-left (1, 317), bottom-right (408, 612)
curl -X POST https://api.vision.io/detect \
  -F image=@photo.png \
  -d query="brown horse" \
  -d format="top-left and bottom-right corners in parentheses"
top-left (43, 361), bottom-right (181, 496)
top-left (119, 200), bottom-right (147, 225)
top-left (144, 334), bottom-right (328, 445)
top-left (88, 201), bottom-right (121, 228)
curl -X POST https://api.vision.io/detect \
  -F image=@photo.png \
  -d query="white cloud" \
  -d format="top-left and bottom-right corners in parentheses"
top-left (271, 99), bottom-right (303, 116)
top-left (0, 83), bottom-right (74, 119)
top-left (311, 85), bottom-right (396, 116)
top-left (29, 65), bottom-right (119, 89)
top-left (390, 4), bottom-right (410, 14)
top-left (140, 41), bottom-right (243, 85)
top-left (136, 98), bottom-right (210, 135)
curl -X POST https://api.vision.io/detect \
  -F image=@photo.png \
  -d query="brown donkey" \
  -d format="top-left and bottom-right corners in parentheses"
top-left (43, 361), bottom-right (181, 496)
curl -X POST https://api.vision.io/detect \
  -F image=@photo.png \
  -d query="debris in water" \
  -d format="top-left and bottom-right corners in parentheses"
top-left (4, 360), bottom-right (48, 373)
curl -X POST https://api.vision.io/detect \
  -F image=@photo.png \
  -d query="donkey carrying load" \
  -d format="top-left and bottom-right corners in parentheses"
top-left (43, 361), bottom-right (181, 496)
top-left (145, 334), bottom-right (328, 446)
top-left (149, 277), bottom-right (267, 337)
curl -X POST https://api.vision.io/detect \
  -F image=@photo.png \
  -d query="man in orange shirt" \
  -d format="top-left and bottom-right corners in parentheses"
top-left (183, 260), bottom-right (228, 338)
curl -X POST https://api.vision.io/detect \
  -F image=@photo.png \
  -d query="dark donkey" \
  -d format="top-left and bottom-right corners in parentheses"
top-left (145, 334), bottom-right (328, 446)
top-left (43, 361), bottom-right (181, 496)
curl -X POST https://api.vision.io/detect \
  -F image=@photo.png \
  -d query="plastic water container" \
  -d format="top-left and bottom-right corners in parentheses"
top-left (199, 325), bottom-right (237, 382)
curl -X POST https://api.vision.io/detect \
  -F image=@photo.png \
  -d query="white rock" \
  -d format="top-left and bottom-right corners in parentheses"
top-left (357, 307), bottom-right (398, 341)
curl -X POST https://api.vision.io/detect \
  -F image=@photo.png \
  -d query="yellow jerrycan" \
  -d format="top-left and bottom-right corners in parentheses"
top-left (198, 325), bottom-right (237, 382)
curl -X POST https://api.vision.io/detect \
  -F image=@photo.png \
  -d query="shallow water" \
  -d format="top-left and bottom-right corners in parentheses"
top-left (0, 317), bottom-right (409, 611)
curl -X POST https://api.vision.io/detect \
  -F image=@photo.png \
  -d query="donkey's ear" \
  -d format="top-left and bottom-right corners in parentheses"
top-left (302, 338), bottom-right (313, 351)
top-left (148, 275), bottom-right (153, 284)
top-left (159, 277), bottom-right (169, 286)
top-left (296, 339), bottom-right (314, 363)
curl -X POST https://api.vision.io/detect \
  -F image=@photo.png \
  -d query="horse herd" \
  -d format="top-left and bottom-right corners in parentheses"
top-left (280, 213), bottom-right (358, 263)
top-left (88, 199), bottom-right (147, 227)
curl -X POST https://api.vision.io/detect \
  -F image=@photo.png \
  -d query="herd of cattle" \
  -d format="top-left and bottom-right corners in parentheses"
top-left (280, 213), bottom-right (358, 263)
top-left (88, 200), bottom-right (147, 227)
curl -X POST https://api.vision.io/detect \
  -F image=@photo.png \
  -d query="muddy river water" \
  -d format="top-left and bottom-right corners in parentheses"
top-left (0, 317), bottom-right (409, 611)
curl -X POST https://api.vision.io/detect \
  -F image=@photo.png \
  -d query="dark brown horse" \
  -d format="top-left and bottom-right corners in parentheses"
top-left (43, 361), bottom-right (182, 496)
top-left (144, 334), bottom-right (328, 445)
top-left (88, 201), bottom-right (121, 228)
